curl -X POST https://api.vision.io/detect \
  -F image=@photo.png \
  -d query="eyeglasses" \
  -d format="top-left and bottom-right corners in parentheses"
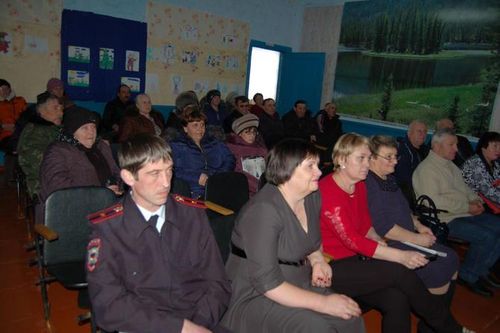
top-left (242, 128), bottom-right (258, 135)
top-left (374, 154), bottom-right (400, 161)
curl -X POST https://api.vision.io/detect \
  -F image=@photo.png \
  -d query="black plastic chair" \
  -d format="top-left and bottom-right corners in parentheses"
top-left (204, 172), bottom-right (249, 263)
top-left (34, 186), bottom-right (117, 331)
top-left (171, 177), bottom-right (192, 197)
top-left (205, 171), bottom-right (249, 213)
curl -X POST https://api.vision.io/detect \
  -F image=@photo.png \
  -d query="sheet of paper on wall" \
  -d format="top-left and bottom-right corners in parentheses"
top-left (68, 45), bottom-right (90, 63)
top-left (171, 75), bottom-right (183, 96)
top-left (67, 70), bottom-right (89, 87)
top-left (181, 25), bottom-right (199, 41)
top-left (0, 32), bottom-right (13, 56)
top-left (181, 50), bottom-right (197, 65)
top-left (125, 50), bottom-right (140, 72)
top-left (162, 43), bottom-right (176, 65)
top-left (121, 77), bottom-right (140, 92)
top-left (194, 80), bottom-right (209, 97)
top-left (146, 73), bottom-right (159, 94)
top-left (24, 35), bottom-right (48, 54)
top-left (99, 48), bottom-right (114, 70)
top-left (215, 82), bottom-right (227, 95)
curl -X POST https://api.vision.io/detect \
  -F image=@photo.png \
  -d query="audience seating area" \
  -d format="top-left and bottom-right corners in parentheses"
top-left (0, 170), bottom-right (499, 332)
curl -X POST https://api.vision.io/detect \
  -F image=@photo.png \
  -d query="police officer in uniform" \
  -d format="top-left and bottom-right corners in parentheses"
top-left (86, 133), bottom-right (231, 333)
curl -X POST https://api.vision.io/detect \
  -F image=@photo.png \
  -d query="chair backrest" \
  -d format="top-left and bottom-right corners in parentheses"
top-left (43, 186), bottom-right (117, 266)
top-left (205, 172), bottom-right (249, 213)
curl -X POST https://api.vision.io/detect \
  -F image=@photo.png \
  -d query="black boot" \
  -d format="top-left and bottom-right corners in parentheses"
top-left (418, 281), bottom-right (457, 333)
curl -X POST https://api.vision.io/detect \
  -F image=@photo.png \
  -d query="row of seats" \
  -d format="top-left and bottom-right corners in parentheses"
top-left (30, 171), bottom-right (250, 332)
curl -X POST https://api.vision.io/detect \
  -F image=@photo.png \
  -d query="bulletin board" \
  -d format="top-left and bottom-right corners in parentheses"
top-left (145, 1), bottom-right (250, 105)
top-left (0, 0), bottom-right (62, 102)
top-left (61, 9), bottom-right (147, 102)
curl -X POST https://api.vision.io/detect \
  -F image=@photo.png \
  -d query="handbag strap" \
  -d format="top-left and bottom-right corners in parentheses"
top-left (415, 195), bottom-right (438, 220)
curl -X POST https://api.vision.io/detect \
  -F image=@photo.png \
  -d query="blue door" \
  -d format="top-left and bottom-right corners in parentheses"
top-left (277, 52), bottom-right (325, 116)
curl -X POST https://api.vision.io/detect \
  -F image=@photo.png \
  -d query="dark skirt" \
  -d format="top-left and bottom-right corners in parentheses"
top-left (388, 241), bottom-right (459, 288)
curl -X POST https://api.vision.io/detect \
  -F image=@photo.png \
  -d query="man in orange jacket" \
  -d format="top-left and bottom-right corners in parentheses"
top-left (0, 79), bottom-right (27, 142)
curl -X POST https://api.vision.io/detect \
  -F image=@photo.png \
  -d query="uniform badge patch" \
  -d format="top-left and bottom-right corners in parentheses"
top-left (87, 238), bottom-right (101, 272)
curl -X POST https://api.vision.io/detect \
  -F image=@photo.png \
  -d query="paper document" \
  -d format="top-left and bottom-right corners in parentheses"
top-left (402, 241), bottom-right (447, 257)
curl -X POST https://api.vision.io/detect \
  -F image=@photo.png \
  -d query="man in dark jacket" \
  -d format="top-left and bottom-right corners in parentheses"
top-left (258, 98), bottom-right (284, 149)
top-left (102, 84), bottom-right (133, 140)
top-left (17, 93), bottom-right (63, 197)
top-left (394, 120), bottom-right (429, 208)
top-left (223, 95), bottom-right (250, 133)
top-left (87, 133), bottom-right (231, 333)
top-left (282, 99), bottom-right (316, 142)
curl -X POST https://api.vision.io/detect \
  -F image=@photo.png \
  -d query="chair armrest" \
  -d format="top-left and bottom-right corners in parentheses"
top-left (34, 224), bottom-right (59, 241)
top-left (205, 201), bottom-right (234, 216)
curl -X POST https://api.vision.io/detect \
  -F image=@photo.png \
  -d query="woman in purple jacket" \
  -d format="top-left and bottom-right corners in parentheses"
top-left (225, 113), bottom-right (268, 196)
top-left (40, 106), bottom-right (122, 203)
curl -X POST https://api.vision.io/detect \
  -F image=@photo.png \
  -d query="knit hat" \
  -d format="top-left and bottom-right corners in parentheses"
top-left (206, 89), bottom-right (221, 104)
top-left (232, 113), bottom-right (259, 134)
top-left (46, 78), bottom-right (64, 91)
top-left (63, 106), bottom-right (98, 135)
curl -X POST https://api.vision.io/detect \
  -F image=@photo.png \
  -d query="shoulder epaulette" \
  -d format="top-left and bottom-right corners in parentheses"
top-left (87, 203), bottom-right (124, 224)
top-left (173, 194), bottom-right (206, 209)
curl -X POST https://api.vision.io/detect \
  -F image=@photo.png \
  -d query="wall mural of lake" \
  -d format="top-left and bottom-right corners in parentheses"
top-left (334, 0), bottom-right (499, 136)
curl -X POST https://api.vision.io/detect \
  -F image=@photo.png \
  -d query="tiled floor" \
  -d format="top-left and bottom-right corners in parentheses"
top-left (0, 176), bottom-right (499, 333)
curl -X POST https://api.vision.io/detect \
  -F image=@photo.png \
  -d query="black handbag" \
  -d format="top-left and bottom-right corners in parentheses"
top-left (414, 195), bottom-right (449, 243)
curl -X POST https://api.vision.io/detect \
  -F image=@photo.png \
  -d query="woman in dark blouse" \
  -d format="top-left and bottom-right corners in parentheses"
top-left (366, 135), bottom-right (460, 333)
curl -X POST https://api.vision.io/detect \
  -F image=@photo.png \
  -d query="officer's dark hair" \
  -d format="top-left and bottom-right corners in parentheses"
top-left (234, 95), bottom-right (249, 105)
top-left (36, 92), bottom-right (60, 114)
top-left (265, 138), bottom-right (319, 186)
top-left (118, 133), bottom-right (172, 178)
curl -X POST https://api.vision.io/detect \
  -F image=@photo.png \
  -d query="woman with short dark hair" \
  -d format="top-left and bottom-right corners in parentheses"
top-left (222, 138), bottom-right (364, 333)
top-left (462, 131), bottom-right (500, 206)
top-left (366, 135), bottom-right (460, 333)
top-left (170, 106), bottom-right (234, 198)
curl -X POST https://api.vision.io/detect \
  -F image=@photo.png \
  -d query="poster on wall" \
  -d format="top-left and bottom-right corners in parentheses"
top-left (68, 45), bottom-right (90, 63)
top-left (61, 10), bottom-right (147, 101)
top-left (125, 50), bottom-right (140, 72)
top-left (68, 70), bottom-right (90, 87)
top-left (24, 35), bottom-right (49, 54)
top-left (335, 0), bottom-right (499, 136)
top-left (146, 1), bottom-right (250, 105)
top-left (121, 77), bottom-right (140, 92)
top-left (99, 48), bottom-right (114, 69)
top-left (146, 73), bottom-right (159, 94)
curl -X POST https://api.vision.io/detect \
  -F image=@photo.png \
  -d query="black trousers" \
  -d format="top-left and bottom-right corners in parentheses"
top-left (329, 256), bottom-right (460, 333)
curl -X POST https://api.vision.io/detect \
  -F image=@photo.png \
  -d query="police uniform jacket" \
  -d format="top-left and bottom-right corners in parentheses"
top-left (86, 192), bottom-right (231, 333)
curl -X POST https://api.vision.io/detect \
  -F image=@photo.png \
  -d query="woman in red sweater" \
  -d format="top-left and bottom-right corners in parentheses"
top-left (319, 133), bottom-right (472, 333)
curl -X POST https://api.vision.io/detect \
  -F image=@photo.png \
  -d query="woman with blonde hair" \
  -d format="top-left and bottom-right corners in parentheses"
top-left (319, 133), bottom-right (472, 333)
